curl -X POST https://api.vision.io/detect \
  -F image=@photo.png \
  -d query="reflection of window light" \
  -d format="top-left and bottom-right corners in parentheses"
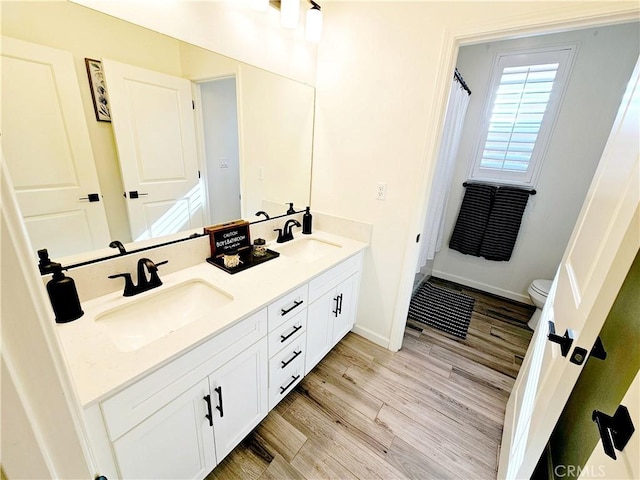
top-left (134, 185), bottom-right (203, 242)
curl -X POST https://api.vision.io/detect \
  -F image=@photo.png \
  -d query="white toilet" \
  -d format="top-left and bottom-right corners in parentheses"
top-left (527, 279), bottom-right (553, 330)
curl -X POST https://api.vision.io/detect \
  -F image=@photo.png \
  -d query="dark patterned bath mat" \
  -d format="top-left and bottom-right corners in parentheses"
top-left (408, 282), bottom-right (475, 339)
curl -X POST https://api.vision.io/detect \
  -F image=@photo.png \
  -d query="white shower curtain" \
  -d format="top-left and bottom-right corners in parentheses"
top-left (417, 75), bottom-right (470, 271)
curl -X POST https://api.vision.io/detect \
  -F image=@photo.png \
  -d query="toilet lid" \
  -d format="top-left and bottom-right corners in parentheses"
top-left (531, 279), bottom-right (553, 297)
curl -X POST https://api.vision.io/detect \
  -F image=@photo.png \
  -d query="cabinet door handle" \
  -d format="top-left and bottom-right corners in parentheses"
top-left (280, 375), bottom-right (300, 394)
top-left (281, 350), bottom-right (302, 369)
top-left (214, 386), bottom-right (224, 418)
top-left (338, 293), bottom-right (344, 315)
top-left (203, 395), bottom-right (213, 426)
top-left (281, 299), bottom-right (303, 316)
top-left (280, 324), bottom-right (302, 343)
top-left (332, 296), bottom-right (339, 317)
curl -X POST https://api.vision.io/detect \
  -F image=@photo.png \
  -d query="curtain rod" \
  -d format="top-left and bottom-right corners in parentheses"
top-left (454, 68), bottom-right (471, 95)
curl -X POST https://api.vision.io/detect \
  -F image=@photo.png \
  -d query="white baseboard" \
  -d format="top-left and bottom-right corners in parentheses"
top-left (351, 324), bottom-right (390, 350)
top-left (432, 270), bottom-right (533, 305)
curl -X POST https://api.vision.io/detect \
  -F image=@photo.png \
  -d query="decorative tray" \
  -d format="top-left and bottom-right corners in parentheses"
top-left (206, 247), bottom-right (280, 274)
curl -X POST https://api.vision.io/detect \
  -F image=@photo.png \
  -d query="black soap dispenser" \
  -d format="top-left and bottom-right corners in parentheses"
top-left (46, 262), bottom-right (84, 323)
top-left (302, 206), bottom-right (313, 235)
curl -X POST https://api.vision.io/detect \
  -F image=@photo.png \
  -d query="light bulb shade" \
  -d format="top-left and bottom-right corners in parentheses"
top-left (250, 0), bottom-right (269, 11)
top-left (281, 0), bottom-right (300, 29)
top-left (305, 6), bottom-right (322, 42)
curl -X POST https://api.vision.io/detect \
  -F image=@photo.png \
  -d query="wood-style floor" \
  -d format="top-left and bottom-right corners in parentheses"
top-left (205, 279), bottom-right (534, 480)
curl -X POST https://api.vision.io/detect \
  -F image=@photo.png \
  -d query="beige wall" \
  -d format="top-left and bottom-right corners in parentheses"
top-left (311, 1), bottom-right (639, 347)
top-left (70, 0), bottom-right (318, 86)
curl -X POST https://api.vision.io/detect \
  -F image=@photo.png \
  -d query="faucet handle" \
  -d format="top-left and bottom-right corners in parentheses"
top-left (108, 272), bottom-right (136, 297)
top-left (148, 260), bottom-right (168, 285)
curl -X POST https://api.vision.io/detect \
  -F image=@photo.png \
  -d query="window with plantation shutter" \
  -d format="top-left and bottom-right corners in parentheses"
top-left (470, 46), bottom-right (576, 186)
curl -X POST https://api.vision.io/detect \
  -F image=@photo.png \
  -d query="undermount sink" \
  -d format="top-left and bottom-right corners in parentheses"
top-left (95, 279), bottom-right (233, 352)
top-left (276, 237), bottom-right (342, 262)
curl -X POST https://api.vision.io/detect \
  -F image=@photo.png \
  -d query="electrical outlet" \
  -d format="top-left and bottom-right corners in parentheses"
top-left (376, 182), bottom-right (387, 200)
top-left (219, 158), bottom-right (229, 168)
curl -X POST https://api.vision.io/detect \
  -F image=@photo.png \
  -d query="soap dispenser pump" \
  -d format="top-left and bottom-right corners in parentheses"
top-left (302, 206), bottom-right (313, 235)
top-left (46, 262), bottom-right (84, 323)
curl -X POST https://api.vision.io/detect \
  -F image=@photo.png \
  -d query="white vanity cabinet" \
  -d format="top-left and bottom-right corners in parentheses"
top-left (82, 248), bottom-right (365, 480)
top-left (305, 253), bottom-right (363, 375)
top-left (86, 309), bottom-right (268, 480)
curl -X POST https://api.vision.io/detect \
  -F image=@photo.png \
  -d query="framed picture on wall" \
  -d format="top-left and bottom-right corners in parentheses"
top-left (84, 58), bottom-right (111, 122)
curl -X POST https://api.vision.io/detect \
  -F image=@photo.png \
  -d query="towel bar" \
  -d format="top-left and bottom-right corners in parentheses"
top-left (462, 182), bottom-right (537, 195)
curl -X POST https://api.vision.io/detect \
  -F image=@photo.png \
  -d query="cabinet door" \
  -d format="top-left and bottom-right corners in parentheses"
top-left (305, 289), bottom-right (335, 375)
top-left (112, 378), bottom-right (215, 480)
top-left (333, 275), bottom-right (357, 343)
top-left (209, 340), bottom-right (268, 462)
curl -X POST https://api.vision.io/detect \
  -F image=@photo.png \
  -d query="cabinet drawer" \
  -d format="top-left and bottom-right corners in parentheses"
top-left (269, 309), bottom-right (306, 357)
top-left (269, 365), bottom-right (304, 410)
top-left (101, 309), bottom-right (267, 441)
top-left (308, 252), bottom-right (362, 302)
top-left (268, 285), bottom-right (308, 331)
top-left (269, 335), bottom-right (305, 387)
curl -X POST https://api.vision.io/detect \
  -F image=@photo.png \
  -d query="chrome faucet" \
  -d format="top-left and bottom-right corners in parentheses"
top-left (275, 219), bottom-right (301, 243)
top-left (109, 257), bottom-right (168, 296)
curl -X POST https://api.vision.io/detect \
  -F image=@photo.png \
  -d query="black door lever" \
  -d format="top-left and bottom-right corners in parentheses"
top-left (547, 321), bottom-right (574, 357)
top-left (592, 405), bottom-right (635, 460)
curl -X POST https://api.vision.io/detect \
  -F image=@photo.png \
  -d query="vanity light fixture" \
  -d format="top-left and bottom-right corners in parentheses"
top-left (280, 0), bottom-right (300, 28)
top-left (305, 1), bottom-right (322, 42)
top-left (259, 1), bottom-right (322, 42)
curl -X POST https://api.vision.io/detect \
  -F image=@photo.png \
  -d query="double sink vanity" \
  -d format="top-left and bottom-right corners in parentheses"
top-left (55, 229), bottom-right (368, 480)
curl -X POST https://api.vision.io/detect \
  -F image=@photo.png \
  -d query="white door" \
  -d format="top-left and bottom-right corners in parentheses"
top-left (112, 378), bottom-right (216, 480)
top-left (102, 59), bottom-right (204, 242)
top-left (208, 340), bottom-right (268, 463)
top-left (498, 58), bottom-right (640, 479)
top-left (1, 36), bottom-right (110, 258)
top-left (580, 370), bottom-right (639, 479)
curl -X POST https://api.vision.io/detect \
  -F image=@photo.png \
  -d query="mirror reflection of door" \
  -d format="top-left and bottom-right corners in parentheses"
top-left (102, 59), bottom-right (205, 242)
top-left (1, 36), bottom-right (111, 258)
top-left (197, 77), bottom-right (242, 224)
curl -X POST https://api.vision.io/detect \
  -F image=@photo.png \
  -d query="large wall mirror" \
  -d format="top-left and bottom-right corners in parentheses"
top-left (1, 1), bottom-right (314, 262)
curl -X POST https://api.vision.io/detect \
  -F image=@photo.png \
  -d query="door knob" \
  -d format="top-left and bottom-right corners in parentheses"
top-left (547, 320), bottom-right (574, 357)
top-left (592, 405), bottom-right (635, 460)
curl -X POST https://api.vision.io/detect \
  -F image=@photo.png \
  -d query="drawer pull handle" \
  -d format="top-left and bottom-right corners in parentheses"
top-left (203, 395), bottom-right (213, 427)
top-left (214, 386), bottom-right (224, 418)
top-left (281, 350), bottom-right (302, 368)
top-left (280, 324), bottom-right (302, 343)
top-left (280, 375), bottom-right (300, 394)
top-left (281, 299), bottom-right (303, 316)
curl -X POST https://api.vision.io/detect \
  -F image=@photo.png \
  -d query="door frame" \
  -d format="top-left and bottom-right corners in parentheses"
top-left (389, 4), bottom-right (640, 352)
top-left (192, 74), bottom-right (244, 224)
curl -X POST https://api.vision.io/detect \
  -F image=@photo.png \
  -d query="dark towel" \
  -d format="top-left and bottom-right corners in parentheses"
top-left (479, 187), bottom-right (530, 261)
top-left (449, 183), bottom-right (495, 256)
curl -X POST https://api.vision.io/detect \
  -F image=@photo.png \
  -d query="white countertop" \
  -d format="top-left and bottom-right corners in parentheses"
top-left (56, 231), bottom-right (368, 407)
